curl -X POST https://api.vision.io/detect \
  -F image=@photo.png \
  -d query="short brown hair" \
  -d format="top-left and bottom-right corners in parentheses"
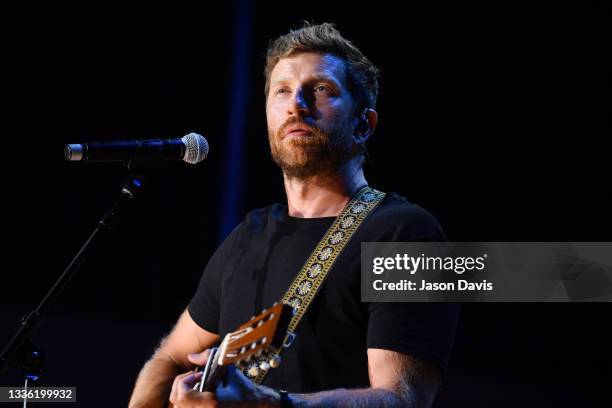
top-left (264, 23), bottom-right (380, 114)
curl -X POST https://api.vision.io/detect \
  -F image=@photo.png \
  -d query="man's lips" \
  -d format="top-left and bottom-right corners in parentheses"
top-left (284, 125), bottom-right (313, 138)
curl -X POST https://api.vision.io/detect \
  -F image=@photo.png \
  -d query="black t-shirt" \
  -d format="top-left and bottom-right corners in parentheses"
top-left (188, 192), bottom-right (459, 393)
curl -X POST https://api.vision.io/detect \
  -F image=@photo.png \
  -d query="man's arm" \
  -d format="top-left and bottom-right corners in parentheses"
top-left (287, 348), bottom-right (441, 408)
top-left (171, 348), bottom-right (441, 408)
top-left (129, 308), bottom-right (220, 408)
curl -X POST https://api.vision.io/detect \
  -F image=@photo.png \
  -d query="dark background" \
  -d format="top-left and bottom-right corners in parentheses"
top-left (4, 1), bottom-right (611, 406)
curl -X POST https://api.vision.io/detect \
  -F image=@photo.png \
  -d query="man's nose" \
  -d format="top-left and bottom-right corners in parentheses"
top-left (288, 88), bottom-right (310, 116)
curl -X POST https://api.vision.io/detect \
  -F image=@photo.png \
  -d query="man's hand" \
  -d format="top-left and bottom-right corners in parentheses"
top-left (170, 371), bottom-right (210, 407)
top-left (169, 350), bottom-right (279, 408)
top-left (129, 310), bottom-right (220, 408)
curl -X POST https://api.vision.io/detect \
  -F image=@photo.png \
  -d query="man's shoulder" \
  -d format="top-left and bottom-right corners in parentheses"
top-left (363, 192), bottom-right (447, 241)
top-left (373, 192), bottom-right (438, 221)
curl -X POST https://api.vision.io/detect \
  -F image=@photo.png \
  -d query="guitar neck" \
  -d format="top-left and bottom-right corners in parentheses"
top-left (198, 346), bottom-right (227, 392)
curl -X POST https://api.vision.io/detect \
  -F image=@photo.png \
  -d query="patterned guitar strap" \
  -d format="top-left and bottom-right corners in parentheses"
top-left (245, 186), bottom-right (386, 385)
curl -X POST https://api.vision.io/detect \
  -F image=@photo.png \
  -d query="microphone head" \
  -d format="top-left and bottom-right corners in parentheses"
top-left (64, 144), bottom-right (84, 161)
top-left (181, 133), bottom-right (209, 164)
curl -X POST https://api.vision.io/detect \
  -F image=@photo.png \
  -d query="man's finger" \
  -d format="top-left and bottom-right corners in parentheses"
top-left (187, 349), bottom-right (211, 366)
top-left (175, 372), bottom-right (212, 407)
top-left (169, 371), bottom-right (196, 405)
top-left (180, 370), bottom-right (203, 390)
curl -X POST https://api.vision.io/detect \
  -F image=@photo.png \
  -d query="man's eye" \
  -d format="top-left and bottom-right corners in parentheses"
top-left (314, 85), bottom-right (329, 93)
top-left (275, 88), bottom-right (289, 95)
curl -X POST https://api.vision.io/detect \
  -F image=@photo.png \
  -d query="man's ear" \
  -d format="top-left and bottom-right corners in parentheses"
top-left (353, 108), bottom-right (378, 145)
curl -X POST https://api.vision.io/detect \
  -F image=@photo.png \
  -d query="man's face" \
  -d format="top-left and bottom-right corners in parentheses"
top-left (266, 52), bottom-right (357, 179)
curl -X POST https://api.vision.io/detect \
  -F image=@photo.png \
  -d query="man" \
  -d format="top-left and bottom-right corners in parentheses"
top-left (129, 23), bottom-right (458, 408)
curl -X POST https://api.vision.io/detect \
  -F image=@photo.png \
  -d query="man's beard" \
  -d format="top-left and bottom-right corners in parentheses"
top-left (268, 116), bottom-right (355, 179)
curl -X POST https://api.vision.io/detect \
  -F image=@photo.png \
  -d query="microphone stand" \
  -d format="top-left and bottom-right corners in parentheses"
top-left (0, 154), bottom-right (157, 404)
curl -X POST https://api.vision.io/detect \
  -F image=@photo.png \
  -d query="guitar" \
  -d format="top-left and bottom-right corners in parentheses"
top-left (169, 302), bottom-right (292, 407)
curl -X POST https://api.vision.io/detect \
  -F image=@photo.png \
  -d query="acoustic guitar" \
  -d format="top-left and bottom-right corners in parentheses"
top-left (169, 302), bottom-right (292, 407)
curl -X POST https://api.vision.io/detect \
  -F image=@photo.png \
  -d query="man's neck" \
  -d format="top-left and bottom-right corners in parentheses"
top-left (283, 157), bottom-right (368, 218)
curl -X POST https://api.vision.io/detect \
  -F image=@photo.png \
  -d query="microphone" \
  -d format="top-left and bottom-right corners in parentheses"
top-left (64, 132), bottom-right (209, 164)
